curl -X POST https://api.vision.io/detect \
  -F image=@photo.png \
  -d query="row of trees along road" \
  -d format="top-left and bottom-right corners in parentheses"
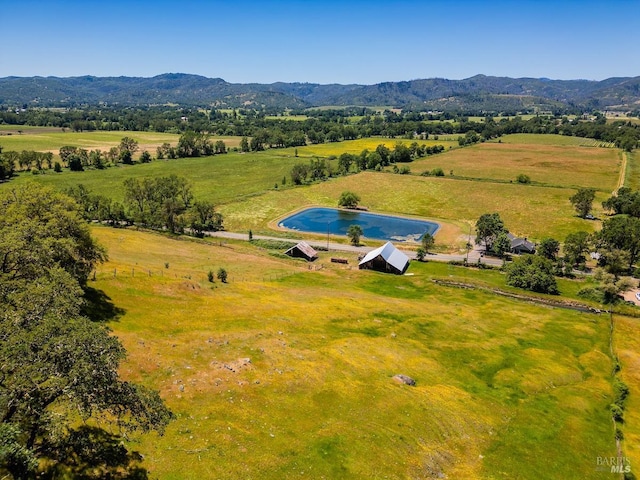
top-left (65, 175), bottom-right (223, 236)
top-left (0, 183), bottom-right (172, 478)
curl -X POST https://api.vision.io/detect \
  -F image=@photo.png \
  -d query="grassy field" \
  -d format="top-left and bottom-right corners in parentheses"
top-left (625, 151), bottom-right (640, 190)
top-left (411, 140), bottom-right (620, 191)
top-left (3, 128), bottom-right (635, 477)
top-left (0, 128), bottom-right (182, 154)
top-left (9, 152), bottom-right (302, 207)
top-left (616, 315), bottom-right (640, 470)
top-left (287, 138), bottom-right (459, 158)
top-left (4, 132), bottom-right (616, 246)
top-left (493, 133), bottom-right (616, 148)
top-left (219, 172), bottom-right (607, 245)
top-left (87, 226), bottom-right (621, 479)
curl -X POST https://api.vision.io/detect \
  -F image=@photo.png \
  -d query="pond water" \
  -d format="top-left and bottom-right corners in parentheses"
top-left (278, 207), bottom-right (439, 242)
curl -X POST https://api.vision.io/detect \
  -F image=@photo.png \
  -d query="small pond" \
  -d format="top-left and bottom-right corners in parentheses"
top-left (278, 207), bottom-right (439, 242)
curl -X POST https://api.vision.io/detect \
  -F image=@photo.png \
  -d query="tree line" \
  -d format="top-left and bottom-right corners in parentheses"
top-left (0, 132), bottom-right (228, 178)
top-left (65, 175), bottom-right (223, 236)
top-left (1, 107), bottom-right (638, 151)
top-left (289, 142), bottom-right (446, 184)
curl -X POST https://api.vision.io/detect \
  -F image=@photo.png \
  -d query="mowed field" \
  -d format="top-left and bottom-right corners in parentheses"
top-left (90, 226), bottom-right (619, 480)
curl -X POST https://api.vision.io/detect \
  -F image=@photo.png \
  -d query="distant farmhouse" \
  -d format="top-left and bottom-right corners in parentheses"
top-left (284, 241), bottom-right (318, 262)
top-left (507, 233), bottom-right (536, 254)
top-left (358, 242), bottom-right (410, 275)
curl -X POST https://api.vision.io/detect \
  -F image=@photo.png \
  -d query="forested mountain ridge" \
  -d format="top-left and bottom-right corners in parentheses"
top-left (1, 73), bottom-right (640, 112)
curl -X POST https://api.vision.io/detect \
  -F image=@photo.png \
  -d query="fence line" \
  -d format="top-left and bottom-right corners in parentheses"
top-left (91, 267), bottom-right (304, 284)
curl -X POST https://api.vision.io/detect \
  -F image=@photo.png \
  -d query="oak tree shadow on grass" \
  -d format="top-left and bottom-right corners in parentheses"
top-left (81, 286), bottom-right (126, 323)
top-left (41, 426), bottom-right (148, 480)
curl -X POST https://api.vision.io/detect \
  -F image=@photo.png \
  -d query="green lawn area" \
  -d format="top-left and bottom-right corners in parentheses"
top-left (89, 226), bottom-right (620, 480)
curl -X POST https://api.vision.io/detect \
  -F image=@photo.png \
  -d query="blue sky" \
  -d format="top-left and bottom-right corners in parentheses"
top-left (1, 0), bottom-right (638, 84)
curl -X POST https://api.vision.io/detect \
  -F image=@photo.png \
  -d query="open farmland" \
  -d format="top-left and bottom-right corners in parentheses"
top-left (219, 172), bottom-right (606, 245)
top-left (89, 226), bottom-right (622, 480)
top-left (1, 129), bottom-right (638, 478)
top-left (4, 134), bottom-right (616, 246)
top-left (0, 127), bottom-right (185, 156)
top-left (411, 138), bottom-right (620, 191)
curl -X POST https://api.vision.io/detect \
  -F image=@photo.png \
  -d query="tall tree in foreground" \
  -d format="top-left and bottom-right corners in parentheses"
top-left (0, 183), bottom-right (172, 478)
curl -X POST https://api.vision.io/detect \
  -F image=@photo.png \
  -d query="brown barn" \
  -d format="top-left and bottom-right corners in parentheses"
top-left (284, 241), bottom-right (318, 261)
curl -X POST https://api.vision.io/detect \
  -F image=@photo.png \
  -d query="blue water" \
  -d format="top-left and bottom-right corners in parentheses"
top-left (279, 207), bottom-right (439, 242)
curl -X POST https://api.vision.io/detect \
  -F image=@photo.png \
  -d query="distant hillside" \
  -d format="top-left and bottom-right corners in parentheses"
top-left (1, 73), bottom-right (640, 112)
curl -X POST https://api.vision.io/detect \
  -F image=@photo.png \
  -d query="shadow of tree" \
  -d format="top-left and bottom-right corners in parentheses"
top-left (81, 286), bottom-right (126, 323)
top-left (41, 426), bottom-right (148, 479)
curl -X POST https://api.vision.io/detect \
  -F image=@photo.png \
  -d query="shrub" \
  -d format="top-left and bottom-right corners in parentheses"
top-left (516, 174), bottom-right (531, 184)
top-left (217, 268), bottom-right (228, 283)
top-left (338, 191), bottom-right (361, 208)
top-left (207, 270), bottom-right (214, 283)
top-left (611, 404), bottom-right (625, 423)
top-left (505, 255), bottom-right (559, 294)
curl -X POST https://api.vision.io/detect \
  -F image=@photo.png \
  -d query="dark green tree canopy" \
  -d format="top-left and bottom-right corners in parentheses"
top-left (602, 187), bottom-right (640, 217)
top-left (595, 215), bottom-right (640, 273)
top-left (347, 224), bottom-right (364, 245)
top-left (0, 183), bottom-right (172, 478)
top-left (569, 188), bottom-right (596, 218)
top-left (338, 191), bottom-right (361, 209)
top-left (538, 238), bottom-right (560, 261)
top-left (506, 255), bottom-right (559, 294)
top-left (475, 213), bottom-right (506, 253)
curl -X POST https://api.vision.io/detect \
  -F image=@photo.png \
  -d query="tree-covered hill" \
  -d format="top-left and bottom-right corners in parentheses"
top-left (1, 73), bottom-right (640, 112)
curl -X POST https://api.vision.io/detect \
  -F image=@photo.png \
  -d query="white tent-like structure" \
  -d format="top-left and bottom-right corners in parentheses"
top-left (358, 242), bottom-right (410, 275)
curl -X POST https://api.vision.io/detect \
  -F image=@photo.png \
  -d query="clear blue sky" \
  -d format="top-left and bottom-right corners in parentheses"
top-left (1, 0), bottom-right (638, 84)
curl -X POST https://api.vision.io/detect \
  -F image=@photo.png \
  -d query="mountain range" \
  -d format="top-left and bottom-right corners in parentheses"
top-left (1, 73), bottom-right (639, 112)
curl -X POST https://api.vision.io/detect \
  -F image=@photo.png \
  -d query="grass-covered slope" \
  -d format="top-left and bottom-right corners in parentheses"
top-left (90, 227), bottom-right (618, 479)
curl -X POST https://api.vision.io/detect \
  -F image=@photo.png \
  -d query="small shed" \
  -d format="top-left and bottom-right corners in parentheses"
top-left (358, 242), bottom-right (410, 274)
top-left (284, 241), bottom-right (318, 261)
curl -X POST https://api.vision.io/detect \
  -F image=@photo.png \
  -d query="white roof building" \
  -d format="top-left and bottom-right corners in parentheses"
top-left (358, 242), bottom-right (410, 275)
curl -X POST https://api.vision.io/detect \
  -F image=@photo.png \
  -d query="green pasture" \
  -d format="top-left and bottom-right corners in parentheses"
top-left (88, 226), bottom-right (618, 480)
top-left (219, 172), bottom-right (606, 244)
top-left (5, 134), bottom-right (614, 245)
top-left (625, 151), bottom-right (640, 190)
top-left (8, 151), bottom-right (304, 207)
